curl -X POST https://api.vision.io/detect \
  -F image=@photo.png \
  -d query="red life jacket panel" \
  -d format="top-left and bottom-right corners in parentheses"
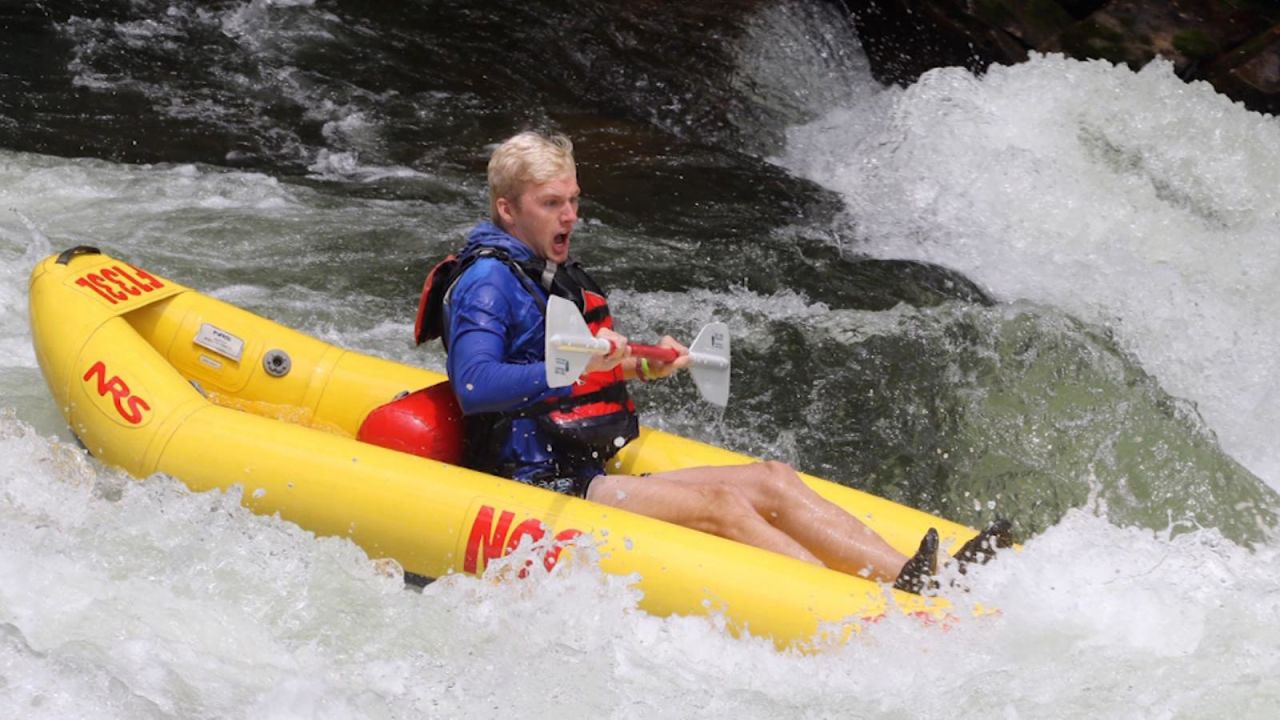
top-left (544, 286), bottom-right (633, 429)
top-left (413, 255), bottom-right (457, 346)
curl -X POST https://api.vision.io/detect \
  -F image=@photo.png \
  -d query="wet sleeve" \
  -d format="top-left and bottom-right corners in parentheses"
top-left (446, 272), bottom-right (569, 415)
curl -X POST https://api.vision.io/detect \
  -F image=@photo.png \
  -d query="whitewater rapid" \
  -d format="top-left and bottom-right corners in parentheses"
top-left (1, 407), bottom-right (1277, 718)
top-left (780, 54), bottom-right (1280, 493)
top-left (2, 112), bottom-right (1278, 720)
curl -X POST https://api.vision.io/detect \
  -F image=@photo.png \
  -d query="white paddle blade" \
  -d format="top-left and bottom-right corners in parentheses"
top-left (545, 295), bottom-right (603, 388)
top-left (688, 322), bottom-right (731, 407)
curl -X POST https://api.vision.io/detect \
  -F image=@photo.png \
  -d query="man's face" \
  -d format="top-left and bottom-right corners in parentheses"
top-left (497, 174), bottom-right (580, 264)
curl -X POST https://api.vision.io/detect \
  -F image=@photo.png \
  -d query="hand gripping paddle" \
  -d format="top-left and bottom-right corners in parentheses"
top-left (544, 295), bottom-right (731, 407)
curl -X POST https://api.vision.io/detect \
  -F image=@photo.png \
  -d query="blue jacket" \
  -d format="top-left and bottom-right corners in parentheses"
top-left (443, 222), bottom-right (581, 482)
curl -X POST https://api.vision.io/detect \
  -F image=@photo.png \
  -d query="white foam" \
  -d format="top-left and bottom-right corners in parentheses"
top-left (306, 149), bottom-right (427, 183)
top-left (4, 402), bottom-right (1273, 717)
top-left (780, 54), bottom-right (1280, 490)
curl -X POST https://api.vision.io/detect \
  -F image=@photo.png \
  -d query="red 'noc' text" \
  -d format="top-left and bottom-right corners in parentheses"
top-left (464, 504), bottom-right (584, 575)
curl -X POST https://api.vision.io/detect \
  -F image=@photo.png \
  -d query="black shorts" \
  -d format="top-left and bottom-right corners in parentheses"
top-left (525, 473), bottom-right (601, 499)
top-left (522, 470), bottom-right (649, 499)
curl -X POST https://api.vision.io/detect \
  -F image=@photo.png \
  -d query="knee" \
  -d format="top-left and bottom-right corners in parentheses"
top-left (752, 460), bottom-right (804, 501)
top-left (700, 482), bottom-right (760, 538)
top-left (584, 475), bottom-right (618, 504)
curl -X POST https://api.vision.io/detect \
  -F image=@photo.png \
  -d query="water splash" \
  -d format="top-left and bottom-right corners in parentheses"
top-left (781, 55), bottom-right (1280, 494)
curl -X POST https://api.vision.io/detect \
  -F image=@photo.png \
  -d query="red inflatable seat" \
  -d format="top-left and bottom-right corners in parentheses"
top-left (357, 381), bottom-right (464, 465)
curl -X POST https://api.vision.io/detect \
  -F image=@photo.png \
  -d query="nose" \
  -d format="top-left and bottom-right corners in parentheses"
top-left (562, 201), bottom-right (577, 226)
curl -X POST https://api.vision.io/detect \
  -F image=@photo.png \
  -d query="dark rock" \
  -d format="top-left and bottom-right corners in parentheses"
top-left (1057, 0), bottom-right (1109, 21)
top-left (1047, 0), bottom-right (1267, 78)
top-left (844, 0), bottom-right (1280, 115)
top-left (970, 0), bottom-right (1076, 47)
top-left (847, 0), bottom-right (1028, 86)
top-left (1204, 27), bottom-right (1280, 115)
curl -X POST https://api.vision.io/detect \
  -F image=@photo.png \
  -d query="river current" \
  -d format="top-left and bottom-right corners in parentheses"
top-left (1, 1), bottom-right (1278, 717)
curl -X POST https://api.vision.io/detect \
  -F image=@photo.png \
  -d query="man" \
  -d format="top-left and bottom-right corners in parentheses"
top-left (422, 131), bottom-right (1009, 593)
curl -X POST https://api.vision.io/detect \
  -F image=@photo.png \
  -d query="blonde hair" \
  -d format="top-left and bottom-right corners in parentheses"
top-left (487, 131), bottom-right (576, 222)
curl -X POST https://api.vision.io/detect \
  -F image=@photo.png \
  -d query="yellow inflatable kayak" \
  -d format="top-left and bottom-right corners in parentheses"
top-left (29, 247), bottom-right (983, 649)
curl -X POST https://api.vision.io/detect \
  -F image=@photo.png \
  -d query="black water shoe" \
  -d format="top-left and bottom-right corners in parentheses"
top-left (893, 528), bottom-right (939, 595)
top-left (953, 518), bottom-right (1014, 573)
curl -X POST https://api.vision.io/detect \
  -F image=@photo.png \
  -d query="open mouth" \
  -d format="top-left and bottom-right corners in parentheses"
top-left (553, 232), bottom-right (570, 252)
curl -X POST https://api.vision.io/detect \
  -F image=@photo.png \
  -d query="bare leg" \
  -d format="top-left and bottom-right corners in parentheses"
top-left (588, 465), bottom-right (823, 564)
top-left (587, 461), bottom-right (909, 582)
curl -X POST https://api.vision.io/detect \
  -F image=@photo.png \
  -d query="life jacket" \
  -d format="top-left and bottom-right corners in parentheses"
top-left (416, 244), bottom-right (638, 475)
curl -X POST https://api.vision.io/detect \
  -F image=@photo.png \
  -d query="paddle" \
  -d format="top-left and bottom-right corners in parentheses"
top-left (544, 295), bottom-right (731, 406)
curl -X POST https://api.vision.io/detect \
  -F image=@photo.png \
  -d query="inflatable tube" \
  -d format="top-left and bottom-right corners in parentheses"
top-left (29, 247), bottom-right (985, 649)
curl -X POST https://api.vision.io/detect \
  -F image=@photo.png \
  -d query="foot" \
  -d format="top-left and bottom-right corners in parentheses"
top-left (892, 528), bottom-right (939, 595)
top-left (953, 518), bottom-right (1013, 573)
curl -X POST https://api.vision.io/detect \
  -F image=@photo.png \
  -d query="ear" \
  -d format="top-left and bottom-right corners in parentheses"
top-left (495, 196), bottom-right (516, 228)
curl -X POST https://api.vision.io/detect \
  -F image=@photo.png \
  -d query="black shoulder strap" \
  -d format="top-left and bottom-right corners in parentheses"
top-left (487, 250), bottom-right (550, 314)
top-left (561, 261), bottom-right (609, 322)
top-left (452, 247), bottom-right (608, 319)
top-left (560, 260), bottom-right (605, 296)
top-left (442, 247), bottom-right (543, 309)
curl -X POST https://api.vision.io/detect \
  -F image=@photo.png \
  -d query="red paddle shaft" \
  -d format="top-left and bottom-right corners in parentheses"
top-left (630, 344), bottom-right (680, 363)
top-left (602, 341), bottom-right (680, 363)
top-left (546, 295), bottom-right (728, 404)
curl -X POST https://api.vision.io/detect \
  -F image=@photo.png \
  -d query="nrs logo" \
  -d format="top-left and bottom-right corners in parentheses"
top-left (82, 360), bottom-right (152, 426)
top-left (463, 504), bottom-right (584, 576)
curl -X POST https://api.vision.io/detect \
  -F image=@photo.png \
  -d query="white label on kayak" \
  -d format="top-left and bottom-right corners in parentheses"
top-left (194, 323), bottom-right (244, 362)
